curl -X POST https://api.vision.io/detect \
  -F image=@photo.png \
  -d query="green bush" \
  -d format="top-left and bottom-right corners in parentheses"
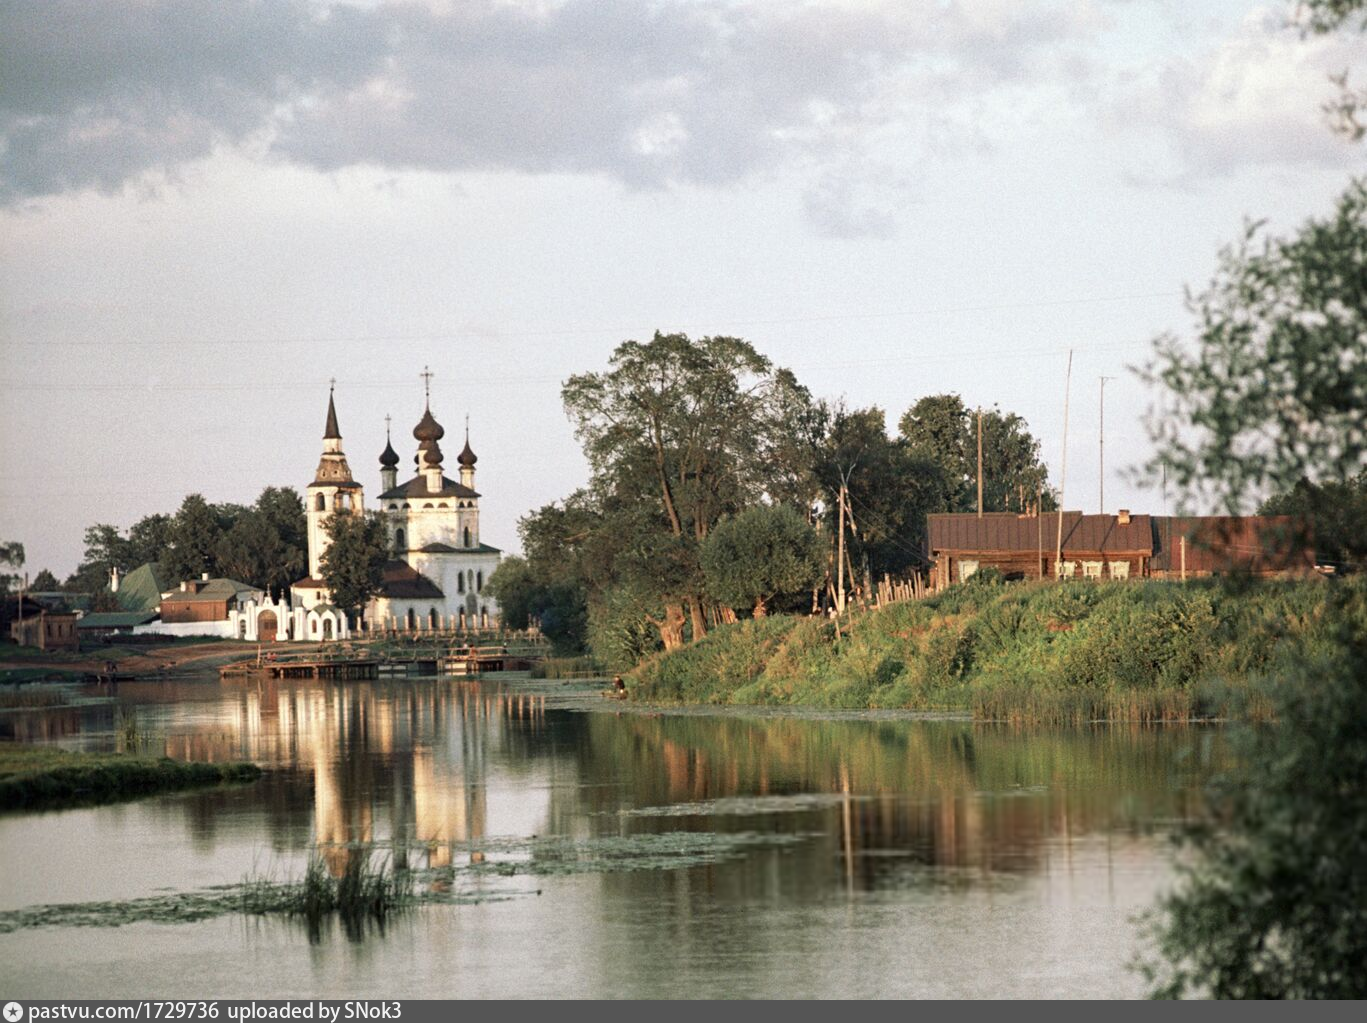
top-left (631, 576), bottom-right (1364, 721)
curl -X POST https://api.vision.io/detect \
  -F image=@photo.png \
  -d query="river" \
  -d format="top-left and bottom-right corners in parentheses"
top-left (0, 674), bottom-right (1221, 998)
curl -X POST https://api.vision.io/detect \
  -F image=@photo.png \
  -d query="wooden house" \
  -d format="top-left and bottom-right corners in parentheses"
top-left (9, 607), bottom-right (80, 650)
top-left (161, 575), bottom-right (262, 624)
top-left (1149, 516), bottom-right (1315, 578)
top-left (927, 510), bottom-right (1154, 588)
top-left (928, 510), bottom-right (1316, 588)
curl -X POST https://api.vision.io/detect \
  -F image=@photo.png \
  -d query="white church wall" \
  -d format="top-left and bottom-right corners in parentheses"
top-left (408, 551), bottom-right (501, 622)
top-left (132, 620), bottom-right (235, 638)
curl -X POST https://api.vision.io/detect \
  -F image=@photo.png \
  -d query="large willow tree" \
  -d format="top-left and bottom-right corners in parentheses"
top-left (562, 333), bottom-right (816, 650)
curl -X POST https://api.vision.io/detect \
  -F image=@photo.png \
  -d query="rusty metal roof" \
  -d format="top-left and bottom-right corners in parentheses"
top-left (1150, 516), bottom-right (1315, 573)
top-left (928, 512), bottom-right (1154, 555)
top-left (376, 560), bottom-right (444, 599)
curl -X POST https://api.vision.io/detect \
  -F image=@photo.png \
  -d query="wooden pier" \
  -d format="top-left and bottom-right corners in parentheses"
top-left (220, 658), bottom-right (379, 681)
top-left (440, 646), bottom-right (531, 676)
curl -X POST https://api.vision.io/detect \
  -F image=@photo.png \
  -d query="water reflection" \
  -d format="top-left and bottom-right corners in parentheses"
top-left (0, 676), bottom-right (1220, 996)
top-left (5, 678), bottom-right (1216, 894)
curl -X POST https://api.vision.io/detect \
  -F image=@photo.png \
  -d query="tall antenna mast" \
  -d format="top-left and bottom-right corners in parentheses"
top-left (1055, 350), bottom-right (1074, 577)
top-left (1099, 376), bottom-right (1114, 514)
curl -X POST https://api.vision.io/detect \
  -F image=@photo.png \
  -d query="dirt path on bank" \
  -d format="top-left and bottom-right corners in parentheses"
top-left (0, 642), bottom-right (265, 677)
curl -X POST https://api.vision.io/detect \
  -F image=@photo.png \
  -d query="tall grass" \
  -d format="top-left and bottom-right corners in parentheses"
top-left (242, 850), bottom-right (412, 942)
top-left (630, 576), bottom-right (1363, 722)
top-left (530, 655), bottom-right (605, 679)
top-left (0, 745), bottom-right (261, 810)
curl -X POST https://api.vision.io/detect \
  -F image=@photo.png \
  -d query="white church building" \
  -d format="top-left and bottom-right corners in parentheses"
top-left (236, 379), bottom-right (501, 641)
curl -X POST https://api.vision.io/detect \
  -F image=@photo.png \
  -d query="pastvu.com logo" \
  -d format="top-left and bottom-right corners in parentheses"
top-left (4, 1002), bottom-right (24, 1022)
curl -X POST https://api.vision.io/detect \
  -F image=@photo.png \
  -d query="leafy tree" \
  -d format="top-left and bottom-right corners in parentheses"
top-left (125, 513), bottom-right (174, 568)
top-left (814, 405), bottom-right (950, 583)
top-left (1259, 470), bottom-right (1367, 572)
top-left (587, 582), bottom-right (670, 671)
top-left (899, 394), bottom-right (1053, 513)
top-left (701, 505), bottom-right (826, 617)
top-left (318, 511), bottom-right (390, 625)
top-left (62, 560), bottom-right (112, 596)
top-left (29, 569), bottom-right (59, 591)
top-left (899, 394), bottom-right (972, 508)
top-left (81, 524), bottom-right (134, 574)
top-left (562, 332), bottom-right (798, 647)
top-left (215, 514), bottom-right (285, 591)
top-left (486, 555), bottom-right (588, 652)
top-left (252, 487), bottom-right (307, 590)
top-left (1298, 0), bottom-right (1367, 140)
top-left (1140, 584), bottom-right (1367, 998)
top-left (163, 494), bottom-right (225, 582)
top-left (0, 541), bottom-right (24, 592)
top-left (1137, 178), bottom-right (1367, 513)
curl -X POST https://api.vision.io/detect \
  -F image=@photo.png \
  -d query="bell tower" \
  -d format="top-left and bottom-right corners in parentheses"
top-left (306, 381), bottom-right (364, 579)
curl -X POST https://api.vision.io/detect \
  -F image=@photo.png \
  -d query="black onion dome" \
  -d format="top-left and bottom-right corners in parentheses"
top-left (379, 438), bottom-right (399, 467)
top-left (413, 407), bottom-right (445, 443)
top-left (418, 438), bottom-right (443, 466)
top-left (457, 437), bottom-right (478, 467)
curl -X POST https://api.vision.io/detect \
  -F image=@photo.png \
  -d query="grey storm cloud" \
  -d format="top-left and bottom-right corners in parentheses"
top-left (0, 0), bottom-right (1096, 212)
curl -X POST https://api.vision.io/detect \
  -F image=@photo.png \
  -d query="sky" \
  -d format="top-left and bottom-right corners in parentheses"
top-left (1, 0), bottom-right (1362, 579)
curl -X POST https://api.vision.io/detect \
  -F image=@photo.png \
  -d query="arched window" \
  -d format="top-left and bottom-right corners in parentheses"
top-left (323, 617), bottom-right (333, 640)
top-left (423, 503), bottom-right (433, 509)
top-left (467, 570), bottom-right (474, 592)
top-left (429, 608), bottom-right (438, 629)
top-left (464, 527), bottom-right (472, 548)
top-left (315, 494), bottom-right (326, 512)
top-left (457, 573), bottom-right (465, 594)
top-left (395, 528), bottom-right (405, 549)
top-left (476, 570), bottom-right (483, 591)
top-left (406, 608), bottom-right (416, 630)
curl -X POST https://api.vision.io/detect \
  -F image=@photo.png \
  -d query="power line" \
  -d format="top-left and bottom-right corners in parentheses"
top-left (0, 289), bottom-right (1181, 348)
top-left (2, 339), bottom-right (1139, 394)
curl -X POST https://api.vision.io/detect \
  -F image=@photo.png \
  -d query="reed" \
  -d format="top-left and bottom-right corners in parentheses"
top-left (242, 850), bottom-right (413, 941)
top-left (530, 655), bottom-right (605, 679)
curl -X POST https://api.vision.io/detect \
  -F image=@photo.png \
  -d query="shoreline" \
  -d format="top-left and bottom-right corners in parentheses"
top-left (0, 744), bottom-right (263, 811)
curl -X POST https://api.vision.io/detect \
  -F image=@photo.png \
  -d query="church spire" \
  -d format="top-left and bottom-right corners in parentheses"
top-left (324, 379), bottom-right (341, 440)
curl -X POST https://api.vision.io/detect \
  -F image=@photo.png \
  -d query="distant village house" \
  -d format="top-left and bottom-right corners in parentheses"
top-left (928, 511), bottom-right (1315, 587)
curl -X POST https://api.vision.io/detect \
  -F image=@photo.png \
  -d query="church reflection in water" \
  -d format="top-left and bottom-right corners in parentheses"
top-left (33, 677), bottom-right (1217, 897)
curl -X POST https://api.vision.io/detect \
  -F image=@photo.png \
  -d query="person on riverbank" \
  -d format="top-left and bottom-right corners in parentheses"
top-left (612, 675), bottom-right (626, 694)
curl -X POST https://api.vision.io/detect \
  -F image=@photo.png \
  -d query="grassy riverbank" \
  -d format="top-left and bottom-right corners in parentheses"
top-left (0, 744), bottom-right (262, 810)
top-left (631, 577), bottom-right (1365, 723)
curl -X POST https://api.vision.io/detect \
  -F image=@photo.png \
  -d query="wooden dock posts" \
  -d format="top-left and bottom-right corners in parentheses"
top-left (220, 658), bottom-right (379, 681)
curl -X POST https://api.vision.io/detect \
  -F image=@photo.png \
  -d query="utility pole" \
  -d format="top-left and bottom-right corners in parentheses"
top-left (836, 461), bottom-right (857, 615)
top-left (1055, 350), bottom-right (1074, 578)
top-left (977, 407), bottom-right (984, 518)
top-left (1099, 376), bottom-right (1114, 514)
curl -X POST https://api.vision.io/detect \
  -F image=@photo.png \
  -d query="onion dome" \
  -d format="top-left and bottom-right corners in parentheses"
top-left (379, 437), bottom-right (399, 468)
top-left (458, 436), bottom-right (477, 468)
top-left (418, 438), bottom-right (443, 466)
top-left (413, 407), bottom-right (445, 443)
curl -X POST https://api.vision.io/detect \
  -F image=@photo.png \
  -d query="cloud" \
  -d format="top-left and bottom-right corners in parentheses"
top-left (1, 0), bottom-right (1099, 226)
top-left (1110, 5), bottom-right (1362, 182)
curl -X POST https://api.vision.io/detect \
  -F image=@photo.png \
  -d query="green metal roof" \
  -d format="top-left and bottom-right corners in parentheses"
top-left (78, 611), bottom-right (159, 629)
top-left (114, 562), bottom-right (169, 613)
